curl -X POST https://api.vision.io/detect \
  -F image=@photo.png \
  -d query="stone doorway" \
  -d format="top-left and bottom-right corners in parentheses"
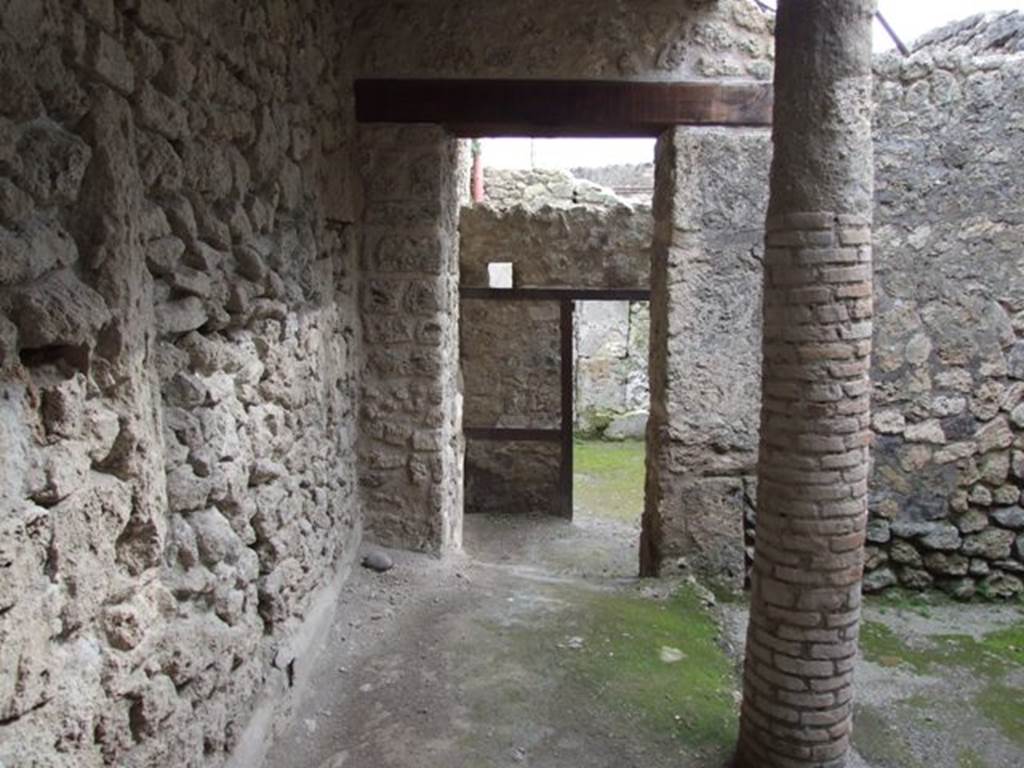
top-left (355, 79), bottom-right (773, 582)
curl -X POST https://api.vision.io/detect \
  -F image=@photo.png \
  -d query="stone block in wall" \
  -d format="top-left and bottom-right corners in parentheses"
top-left (655, 476), bottom-right (749, 585)
top-left (14, 269), bottom-right (111, 351)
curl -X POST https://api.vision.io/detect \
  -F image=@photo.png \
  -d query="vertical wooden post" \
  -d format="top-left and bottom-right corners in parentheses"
top-left (560, 299), bottom-right (574, 520)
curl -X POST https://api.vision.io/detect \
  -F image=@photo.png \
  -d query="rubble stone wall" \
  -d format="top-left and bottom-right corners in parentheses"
top-left (353, 0), bottom-right (774, 81)
top-left (357, 125), bottom-right (464, 553)
top-left (0, 1), bottom-right (362, 765)
top-left (864, 14), bottom-right (1024, 598)
top-left (644, 14), bottom-right (1024, 596)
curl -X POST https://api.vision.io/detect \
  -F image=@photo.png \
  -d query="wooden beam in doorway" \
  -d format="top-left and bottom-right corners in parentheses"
top-left (461, 287), bottom-right (651, 303)
top-left (355, 79), bottom-right (773, 137)
top-left (559, 299), bottom-right (574, 520)
top-left (464, 427), bottom-right (561, 443)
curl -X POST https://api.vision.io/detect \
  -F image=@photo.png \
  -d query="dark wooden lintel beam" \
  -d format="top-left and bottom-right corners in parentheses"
top-left (356, 79), bottom-right (773, 137)
top-left (464, 427), bottom-right (561, 443)
top-left (461, 287), bottom-right (651, 302)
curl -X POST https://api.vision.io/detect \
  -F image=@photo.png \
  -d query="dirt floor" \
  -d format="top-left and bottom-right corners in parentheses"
top-left (265, 443), bottom-right (1024, 768)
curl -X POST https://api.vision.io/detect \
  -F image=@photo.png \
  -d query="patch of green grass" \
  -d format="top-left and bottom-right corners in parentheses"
top-left (956, 747), bottom-right (991, 768)
top-left (573, 439), bottom-right (646, 523)
top-left (872, 587), bottom-right (947, 618)
top-left (854, 705), bottom-right (926, 768)
top-left (859, 619), bottom-right (1024, 748)
top-left (859, 620), bottom-right (1024, 676)
top-left (568, 584), bottom-right (739, 751)
top-left (977, 683), bottom-right (1024, 748)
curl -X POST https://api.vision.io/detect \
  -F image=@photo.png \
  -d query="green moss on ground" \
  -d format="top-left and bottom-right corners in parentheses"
top-left (956, 748), bottom-right (991, 768)
top-left (859, 620), bottom-right (1024, 676)
top-left (859, 619), bottom-right (1024, 748)
top-left (853, 705), bottom-right (926, 768)
top-left (872, 587), bottom-right (949, 618)
top-left (463, 582), bottom-right (740, 762)
top-left (568, 585), bottom-right (740, 751)
top-left (573, 439), bottom-right (645, 523)
top-left (977, 683), bottom-right (1024, 748)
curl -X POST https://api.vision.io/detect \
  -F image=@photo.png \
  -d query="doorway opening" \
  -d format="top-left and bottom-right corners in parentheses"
top-left (459, 137), bottom-right (655, 572)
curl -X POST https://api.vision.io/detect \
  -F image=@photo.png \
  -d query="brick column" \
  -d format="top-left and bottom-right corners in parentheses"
top-left (736, 2), bottom-right (876, 767)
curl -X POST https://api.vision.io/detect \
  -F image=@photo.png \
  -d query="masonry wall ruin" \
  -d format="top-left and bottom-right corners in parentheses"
top-left (0, 1), bottom-right (780, 763)
top-left (864, 14), bottom-right (1024, 598)
top-left (470, 168), bottom-right (654, 439)
top-left (641, 127), bottom-right (771, 584)
top-left (0, 1), bottom-right (362, 765)
top-left (641, 14), bottom-right (1024, 595)
top-left (356, 125), bottom-right (464, 553)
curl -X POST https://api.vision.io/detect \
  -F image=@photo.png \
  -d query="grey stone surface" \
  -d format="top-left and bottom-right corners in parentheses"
top-left (0, 2), bottom-right (361, 765)
top-left (353, 0), bottom-right (774, 81)
top-left (865, 12), bottom-right (1024, 593)
top-left (642, 127), bottom-right (770, 582)
top-left (357, 125), bottom-right (464, 552)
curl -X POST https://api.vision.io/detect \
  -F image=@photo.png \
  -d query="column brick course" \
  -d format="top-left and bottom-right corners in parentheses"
top-left (738, 210), bottom-right (873, 767)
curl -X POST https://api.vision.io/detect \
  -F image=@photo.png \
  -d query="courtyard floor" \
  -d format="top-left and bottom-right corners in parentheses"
top-left (267, 442), bottom-right (1024, 768)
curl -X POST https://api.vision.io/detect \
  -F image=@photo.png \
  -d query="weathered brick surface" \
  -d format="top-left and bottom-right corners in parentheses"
top-left (743, 217), bottom-right (872, 762)
top-left (736, 1), bottom-right (876, 765)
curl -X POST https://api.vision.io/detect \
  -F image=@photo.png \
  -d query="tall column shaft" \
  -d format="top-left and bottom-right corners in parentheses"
top-left (737, 2), bottom-right (876, 767)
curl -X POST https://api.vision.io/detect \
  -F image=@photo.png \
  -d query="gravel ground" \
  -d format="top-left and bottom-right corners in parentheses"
top-left (265, 509), bottom-right (1024, 768)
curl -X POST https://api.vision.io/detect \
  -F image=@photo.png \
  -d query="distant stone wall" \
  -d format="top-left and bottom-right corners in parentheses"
top-left (459, 185), bottom-right (651, 515)
top-left (471, 169), bottom-right (654, 437)
top-left (864, 13), bottom-right (1024, 599)
top-left (0, 1), bottom-right (361, 766)
top-left (572, 163), bottom-right (655, 203)
top-left (575, 300), bottom-right (651, 438)
top-left (482, 168), bottom-right (626, 211)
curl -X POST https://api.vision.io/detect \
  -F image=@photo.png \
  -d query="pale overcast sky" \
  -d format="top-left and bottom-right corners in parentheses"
top-left (483, 2), bottom-right (1024, 170)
